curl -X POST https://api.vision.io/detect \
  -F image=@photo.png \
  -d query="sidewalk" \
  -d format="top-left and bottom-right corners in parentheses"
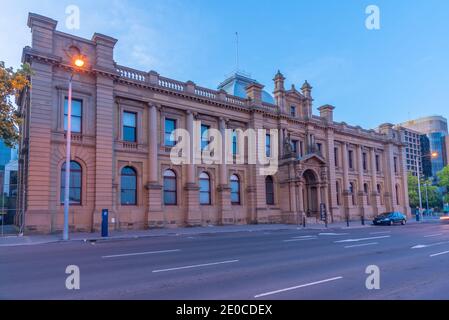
top-left (0, 218), bottom-right (441, 247)
top-left (0, 221), bottom-right (374, 247)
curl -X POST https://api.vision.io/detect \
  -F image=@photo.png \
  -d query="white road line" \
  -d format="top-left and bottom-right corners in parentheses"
top-left (424, 233), bottom-right (443, 238)
top-left (152, 260), bottom-right (239, 273)
top-left (283, 238), bottom-right (316, 242)
top-left (344, 242), bottom-right (378, 249)
top-left (335, 235), bottom-right (391, 243)
top-left (291, 235), bottom-right (317, 239)
top-left (318, 233), bottom-right (349, 236)
top-left (102, 249), bottom-right (180, 259)
top-left (412, 241), bottom-right (449, 249)
top-left (430, 251), bottom-right (449, 257)
top-left (370, 231), bottom-right (391, 235)
top-left (254, 276), bottom-right (343, 298)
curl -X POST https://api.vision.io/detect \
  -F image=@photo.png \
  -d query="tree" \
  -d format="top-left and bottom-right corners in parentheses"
top-left (407, 173), bottom-right (442, 209)
top-left (0, 61), bottom-right (31, 147)
top-left (438, 165), bottom-right (449, 204)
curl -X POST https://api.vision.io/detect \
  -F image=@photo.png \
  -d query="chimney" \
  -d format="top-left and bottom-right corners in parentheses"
top-left (318, 105), bottom-right (335, 122)
top-left (27, 13), bottom-right (58, 54)
top-left (246, 82), bottom-right (264, 105)
top-left (92, 33), bottom-right (118, 71)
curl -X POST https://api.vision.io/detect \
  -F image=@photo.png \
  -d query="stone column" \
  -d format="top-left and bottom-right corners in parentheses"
top-left (399, 144), bottom-right (411, 216)
top-left (341, 143), bottom-right (351, 219)
top-left (357, 145), bottom-right (366, 218)
top-left (325, 129), bottom-right (338, 218)
top-left (218, 117), bottom-right (232, 224)
top-left (383, 143), bottom-right (396, 212)
top-left (185, 110), bottom-right (200, 226)
top-left (147, 103), bottom-right (163, 228)
top-left (186, 111), bottom-right (195, 185)
top-left (370, 148), bottom-right (380, 215)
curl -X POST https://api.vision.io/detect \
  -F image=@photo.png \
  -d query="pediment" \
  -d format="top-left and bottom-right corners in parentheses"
top-left (300, 153), bottom-right (326, 165)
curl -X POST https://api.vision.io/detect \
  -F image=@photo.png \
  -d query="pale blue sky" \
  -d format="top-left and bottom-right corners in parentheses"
top-left (1, 0), bottom-right (449, 128)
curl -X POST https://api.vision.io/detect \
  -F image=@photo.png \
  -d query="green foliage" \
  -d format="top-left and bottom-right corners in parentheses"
top-left (438, 165), bottom-right (449, 189)
top-left (0, 61), bottom-right (32, 147)
top-left (439, 166), bottom-right (449, 205)
top-left (407, 173), bottom-right (442, 209)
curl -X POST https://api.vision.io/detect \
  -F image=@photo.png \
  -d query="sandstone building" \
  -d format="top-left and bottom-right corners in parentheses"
top-left (17, 13), bottom-right (410, 233)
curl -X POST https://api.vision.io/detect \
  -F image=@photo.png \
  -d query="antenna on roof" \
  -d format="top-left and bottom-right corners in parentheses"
top-left (235, 31), bottom-right (240, 72)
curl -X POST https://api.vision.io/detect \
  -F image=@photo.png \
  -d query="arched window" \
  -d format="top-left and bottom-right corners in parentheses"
top-left (199, 172), bottom-right (211, 205)
top-left (121, 166), bottom-right (137, 205)
top-left (265, 176), bottom-right (274, 205)
top-left (336, 181), bottom-right (341, 206)
top-left (364, 183), bottom-right (370, 205)
top-left (60, 161), bottom-right (82, 204)
top-left (395, 184), bottom-right (400, 205)
top-left (350, 182), bottom-right (356, 206)
top-left (163, 169), bottom-right (177, 205)
top-left (377, 184), bottom-right (384, 205)
top-left (230, 174), bottom-right (240, 205)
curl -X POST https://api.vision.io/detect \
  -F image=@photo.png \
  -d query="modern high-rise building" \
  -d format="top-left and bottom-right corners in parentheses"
top-left (399, 116), bottom-right (448, 178)
top-left (394, 126), bottom-right (428, 177)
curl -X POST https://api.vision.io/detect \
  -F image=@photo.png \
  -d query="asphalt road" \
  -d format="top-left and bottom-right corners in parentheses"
top-left (1, 221), bottom-right (449, 300)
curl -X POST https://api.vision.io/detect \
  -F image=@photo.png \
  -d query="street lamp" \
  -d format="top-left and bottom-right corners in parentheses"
top-left (414, 151), bottom-right (438, 222)
top-left (63, 55), bottom-right (85, 241)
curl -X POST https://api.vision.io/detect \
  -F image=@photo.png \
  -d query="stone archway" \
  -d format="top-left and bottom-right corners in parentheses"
top-left (302, 169), bottom-right (320, 217)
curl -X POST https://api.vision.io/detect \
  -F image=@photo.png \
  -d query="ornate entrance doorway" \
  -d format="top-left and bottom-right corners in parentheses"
top-left (302, 169), bottom-right (320, 217)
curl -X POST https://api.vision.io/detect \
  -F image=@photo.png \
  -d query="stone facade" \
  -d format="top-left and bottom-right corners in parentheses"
top-left (17, 13), bottom-right (410, 234)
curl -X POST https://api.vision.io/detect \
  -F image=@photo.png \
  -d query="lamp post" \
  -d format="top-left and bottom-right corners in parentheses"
top-left (63, 56), bottom-right (85, 241)
top-left (414, 151), bottom-right (438, 223)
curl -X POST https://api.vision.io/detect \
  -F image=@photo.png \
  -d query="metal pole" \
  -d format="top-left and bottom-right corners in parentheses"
top-left (63, 75), bottom-right (73, 241)
top-left (416, 156), bottom-right (423, 222)
top-left (425, 184), bottom-right (429, 214)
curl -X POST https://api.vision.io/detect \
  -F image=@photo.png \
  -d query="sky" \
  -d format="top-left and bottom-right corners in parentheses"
top-left (1, 0), bottom-right (449, 129)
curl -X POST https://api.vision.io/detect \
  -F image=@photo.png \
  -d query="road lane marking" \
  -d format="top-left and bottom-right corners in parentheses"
top-left (412, 241), bottom-right (449, 249)
top-left (102, 249), bottom-right (180, 259)
top-left (254, 276), bottom-right (343, 298)
top-left (335, 236), bottom-right (390, 243)
top-left (430, 250), bottom-right (449, 257)
top-left (318, 233), bottom-right (348, 236)
top-left (284, 238), bottom-right (316, 242)
top-left (291, 235), bottom-right (317, 239)
top-left (344, 242), bottom-right (378, 249)
top-left (370, 231), bottom-right (391, 235)
top-left (424, 233), bottom-right (443, 238)
top-left (152, 260), bottom-right (239, 273)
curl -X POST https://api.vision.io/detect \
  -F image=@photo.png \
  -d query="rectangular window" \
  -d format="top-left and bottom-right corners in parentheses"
top-left (363, 152), bottom-right (368, 171)
top-left (266, 134), bottom-right (271, 157)
top-left (232, 130), bottom-right (238, 156)
top-left (291, 139), bottom-right (298, 156)
top-left (123, 111), bottom-right (137, 142)
top-left (230, 180), bottom-right (240, 205)
top-left (375, 154), bottom-right (380, 172)
top-left (64, 98), bottom-right (82, 133)
top-left (334, 147), bottom-right (339, 167)
top-left (290, 106), bottom-right (296, 117)
top-left (394, 156), bottom-right (398, 173)
top-left (317, 143), bottom-right (322, 153)
top-left (164, 118), bottom-right (176, 147)
top-left (300, 141), bottom-right (304, 157)
top-left (163, 176), bottom-right (177, 205)
top-left (348, 150), bottom-right (354, 169)
top-left (201, 124), bottom-right (210, 151)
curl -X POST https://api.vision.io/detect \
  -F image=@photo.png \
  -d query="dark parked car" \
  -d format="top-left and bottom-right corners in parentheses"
top-left (373, 212), bottom-right (407, 226)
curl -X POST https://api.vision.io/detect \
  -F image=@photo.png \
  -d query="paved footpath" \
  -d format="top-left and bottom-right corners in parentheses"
top-left (1, 222), bottom-right (373, 247)
top-left (1, 217), bottom-right (440, 247)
